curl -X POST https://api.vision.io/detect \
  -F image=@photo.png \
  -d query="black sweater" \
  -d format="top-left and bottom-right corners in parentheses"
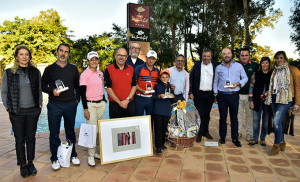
top-left (42, 62), bottom-right (80, 104)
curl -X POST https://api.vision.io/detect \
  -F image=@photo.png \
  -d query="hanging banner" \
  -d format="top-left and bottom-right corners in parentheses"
top-left (127, 3), bottom-right (150, 29)
top-left (128, 27), bottom-right (150, 42)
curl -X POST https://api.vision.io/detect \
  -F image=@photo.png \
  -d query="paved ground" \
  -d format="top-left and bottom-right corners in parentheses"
top-left (0, 102), bottom-right (300, 182)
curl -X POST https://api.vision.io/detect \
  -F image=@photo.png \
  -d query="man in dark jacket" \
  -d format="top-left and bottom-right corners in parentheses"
top-left (42, 43), bottom-right (80, 171)
top-left (189, 49), bottom-right (217, 143)
top-left (125, 42), bottom-right (144, 68)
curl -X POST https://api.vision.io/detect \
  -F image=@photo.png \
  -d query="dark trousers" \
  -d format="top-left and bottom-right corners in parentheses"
top-left (154, 114), bottom-right (170, 148)
top-left (47, 100), bottom-right (78, 162)
top-left (194, 91), bottom-right (214, 135)
top-left (9, 107), bottom-right (41, 166)
top-left (216, 93), bottom-right (239, 140)
top-left (135, 95), bottom-right (154, 116)
top-left (109, 100), bottom-right (135, 119)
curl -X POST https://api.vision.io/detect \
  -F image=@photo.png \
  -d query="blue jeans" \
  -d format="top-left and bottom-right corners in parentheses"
top-left (253, 102), bottom-right (269, 141)
top-left (47, 100), bottom-right (78, 162)
top-left (135, 95), bottom-right (154, 116)
top-left (216, 92), bottom-right (239, 141)
top-left (271, 95), bottom-right (293, 145)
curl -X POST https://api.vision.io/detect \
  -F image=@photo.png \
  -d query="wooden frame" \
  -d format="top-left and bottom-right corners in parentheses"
top-left (98, 115), bottom-right (153, 164)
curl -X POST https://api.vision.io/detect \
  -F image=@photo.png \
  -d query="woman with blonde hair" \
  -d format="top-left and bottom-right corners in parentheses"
top-left (265, 51), bottom-right (300, 155)
top-left (1, 45), bottom-right (42, 177)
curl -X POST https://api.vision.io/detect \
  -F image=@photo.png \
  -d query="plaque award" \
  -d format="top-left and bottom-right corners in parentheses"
top-left (224, 80), bottom-right (234, 88)
top-left (55, 80), bottom-right (69, 93)
top-left (144, 81), bottom-right (155, 94)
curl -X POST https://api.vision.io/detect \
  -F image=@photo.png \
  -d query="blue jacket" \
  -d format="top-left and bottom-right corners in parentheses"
top-left (189, 61), bottom-right (218, 96)
top-left (153, 82), bottom-right (174, 116)
top-left (126, 56), bottom-right (144, 69)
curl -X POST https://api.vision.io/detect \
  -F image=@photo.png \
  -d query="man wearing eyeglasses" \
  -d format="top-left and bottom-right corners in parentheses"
top-left (126, 42), bottom-right (144, 68)
top-left (104, 48), bottom-right (137, 118)
top-left (168, 54), bottom-right (189, 102)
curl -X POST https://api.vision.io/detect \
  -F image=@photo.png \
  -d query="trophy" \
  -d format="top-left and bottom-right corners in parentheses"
top-left (164, 87), bottom-right (172, 98)
top-left (55, 79), bottom-right (69, 93)
top-left (224, 80), bottom-right (234, 88)
top-left (144, 81), bottom-right (155, 94)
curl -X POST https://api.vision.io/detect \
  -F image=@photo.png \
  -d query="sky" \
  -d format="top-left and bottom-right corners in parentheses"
top-left (0, 0), bottom-right (298, 59)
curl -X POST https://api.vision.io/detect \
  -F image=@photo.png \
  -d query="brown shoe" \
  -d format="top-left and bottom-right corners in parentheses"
top-left (268, 145), bottom-right (280, 156)
top-left (280, 142), bottom-right (286, 151)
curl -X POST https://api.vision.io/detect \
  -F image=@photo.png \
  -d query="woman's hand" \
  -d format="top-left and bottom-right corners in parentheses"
top-left (84, 109), bottom-right (90, 120)
top-left (293, 105), bottom-right (299, 111)
top-left (250, 101), bottom-right (254, 109)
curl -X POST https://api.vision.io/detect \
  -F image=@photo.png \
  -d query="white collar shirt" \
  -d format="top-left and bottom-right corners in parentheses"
top-left (199, 61), bottom-right (213, 91)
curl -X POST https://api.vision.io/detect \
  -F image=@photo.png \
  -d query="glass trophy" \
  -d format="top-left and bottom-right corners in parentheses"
top-left (164, 87), bottom-right (172, 98)
top-left (55, 79), bottom-right (69, 93)
top-left (224, 80), bottom-right (234, 88)
top-left (144, 81), bottom-right (155, 94)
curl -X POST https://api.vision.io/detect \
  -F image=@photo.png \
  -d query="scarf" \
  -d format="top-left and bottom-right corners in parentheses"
top-left (265, 62), bottom-right (292, 105)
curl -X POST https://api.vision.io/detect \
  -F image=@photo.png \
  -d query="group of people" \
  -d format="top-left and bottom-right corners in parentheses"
top-left (1, 42), bottom-right (299, 178)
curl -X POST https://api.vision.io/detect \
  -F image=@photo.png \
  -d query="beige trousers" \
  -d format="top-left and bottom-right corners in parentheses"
top-left (86, 101), bottom-right (106, 157)
top-left (238, 94), bottom-right (253, 135)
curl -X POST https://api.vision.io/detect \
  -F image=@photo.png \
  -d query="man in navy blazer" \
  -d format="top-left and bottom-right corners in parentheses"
top-left (189, 49), bottom-right (217, 143)
top-left (126, 42), bottom-right (144, 68)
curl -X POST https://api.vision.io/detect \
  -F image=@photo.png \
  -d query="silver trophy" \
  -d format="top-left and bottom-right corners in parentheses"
top-left (55, 79), bottom-right (69, 93)
top-left (145, 81), bottom-right (155, 94)
top-left (224, 79), bottom-right (233, 88)
top-left (164, 87), bottom-right (172, 98)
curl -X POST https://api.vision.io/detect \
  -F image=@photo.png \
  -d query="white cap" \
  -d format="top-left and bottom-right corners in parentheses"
top-left (87, 51), bottom-right (99, 60)
top-left (146, 50), bottom-right (157, 59)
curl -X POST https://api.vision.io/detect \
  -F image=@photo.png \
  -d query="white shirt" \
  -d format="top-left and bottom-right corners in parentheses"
top-left (131, 58), bottom-right (137, 64)
top-left (199, 62), bottom-right (213, 91)
top-left (170, 67), bottom-right (186, 96)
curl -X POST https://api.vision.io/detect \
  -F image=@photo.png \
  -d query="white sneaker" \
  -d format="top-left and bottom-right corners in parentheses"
top-left (88, 156), bottom-right (95, 166)
top-left (52, 160), bottom-right (60, 171)
top-left (94, 153), bottom-right (101, 160)
top-left (71, 157), bottom-right (80, 166)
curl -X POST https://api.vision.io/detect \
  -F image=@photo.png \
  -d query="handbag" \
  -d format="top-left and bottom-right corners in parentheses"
top-left (78, 123), bottom-right (96, 148)
top-left (57, 140), bottom-right (73, 167)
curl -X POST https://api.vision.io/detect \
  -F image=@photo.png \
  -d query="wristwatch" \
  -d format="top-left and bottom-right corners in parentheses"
top-left (127, 97), bottom-right (131, 101)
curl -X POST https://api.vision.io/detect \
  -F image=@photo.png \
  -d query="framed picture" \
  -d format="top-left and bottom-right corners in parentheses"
top-left (98, 115), bottom-right (153, 164)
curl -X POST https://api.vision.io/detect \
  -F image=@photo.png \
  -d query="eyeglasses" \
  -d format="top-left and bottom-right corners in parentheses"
top-left (176, 60), bottom-right (185, 63)
top-left (131, 47), bottom-right (140, 50)
top-left (116, 54), bottom-right (127, 58)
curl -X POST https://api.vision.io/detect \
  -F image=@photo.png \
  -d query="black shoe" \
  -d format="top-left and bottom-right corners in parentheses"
top-left (20, 165), bottom-right (30, 178)
top-left (248, 140), bottom-right (258, 146)
top-left (196, 135), bottom-right (202, 143)
top-left (156, 148), bottom-right (162, 155)
top-left (232, 140), bottom-right (242, 147)
top-left (219, 138), bottom-right (225, 144)
top-left (27, 162), bottom-right (37, 175)
top-left (162, 146), bottom-right (168, 150)
top-left (204, 132), bottom-right (213, 139)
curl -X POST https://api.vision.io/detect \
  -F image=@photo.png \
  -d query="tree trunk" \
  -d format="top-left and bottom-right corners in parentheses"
top-left (210, 0), bottom-right (221, 48)
top-left (219, 0), bottom-right (226, 41)
top-left (243, 0), bottom-right (250, 49)
top-left (184, 17), bottom-right (188, 71)
top-left (230, 5), bottom-right (238, 52)
top-left (171, 25), bottom-right (176, 62)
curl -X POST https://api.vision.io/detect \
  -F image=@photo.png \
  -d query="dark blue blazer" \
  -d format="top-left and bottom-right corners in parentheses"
top-left (125, 56), bottom-right (144, 69)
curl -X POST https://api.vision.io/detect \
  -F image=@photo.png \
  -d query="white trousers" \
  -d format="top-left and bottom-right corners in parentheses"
top-left (238, 94), bottom-right (253, 135)
top-left (86, 101), bottom-right (106, 157)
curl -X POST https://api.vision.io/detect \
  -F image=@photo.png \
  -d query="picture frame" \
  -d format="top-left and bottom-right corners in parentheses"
top-left (98, 115), bottom-right (153, 164)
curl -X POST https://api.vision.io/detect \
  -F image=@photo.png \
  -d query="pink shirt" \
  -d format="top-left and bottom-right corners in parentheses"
top-left (80, 68), bottom-right (104, 101)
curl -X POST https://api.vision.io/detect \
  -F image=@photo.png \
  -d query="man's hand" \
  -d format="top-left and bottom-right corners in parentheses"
top-left (84, 109), bottom-right (90, 120)
top-left (250, 101), bottom-right (254, 109)
top-left (231, 82), bottom-right (240, 89)
top-left (171, 84), bottom-right (176, 91)
top-left (119, 99), bottom-right (130, 109)
top-left (189, 94), bottom-right (194, 101)
top-left (53, 89), bottom-right (61, 96)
